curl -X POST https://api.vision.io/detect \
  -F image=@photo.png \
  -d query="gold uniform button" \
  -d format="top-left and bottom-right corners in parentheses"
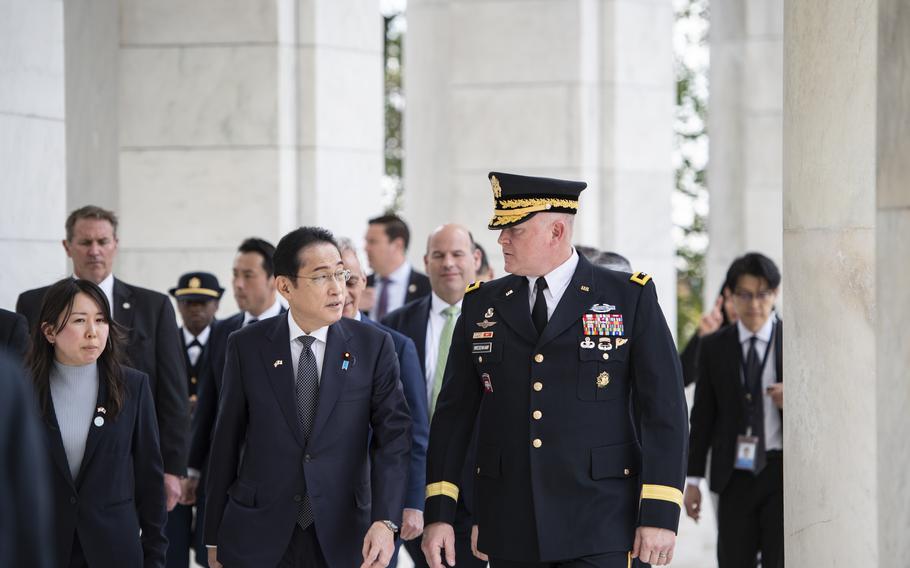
top-left (532, 410), bottom-right (543, 420)
top-left (534, 354), bottom-right (544, 363)
top-left (532, 438), bottom-right (542, 448)
top-left (602, 353), bottom-right (609, 360)
top-left (624, 468), bottom-right (631, 476)
top-left (533, 381), bottom-right (543, 392)
top-left (191, 376), bottom-right (198, 384)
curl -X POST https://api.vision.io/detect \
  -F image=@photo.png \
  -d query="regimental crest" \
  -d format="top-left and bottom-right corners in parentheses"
top-left (491, 175), bottom-right (503, 199)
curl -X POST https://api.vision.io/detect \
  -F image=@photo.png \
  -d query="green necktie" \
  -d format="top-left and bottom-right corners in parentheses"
top-left (430, 305), bottom-right (460, 417)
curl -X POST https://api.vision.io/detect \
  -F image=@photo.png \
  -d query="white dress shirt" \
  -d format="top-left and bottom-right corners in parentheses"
top-left (374, 261), bottom-right (413, 315)
top-left (526, 249), bottom-right (580, 319)
top-left (243, 296), bottom-right (283, 327)
top-left (75, 273), bottom-right (115, 313)
top-left (737, 315), bottom-right (782, 451)
top-left (424, 292), bottom-right (463, 405)
top-left (287, 311), bottom-right (329, 383)
top-left (181, 325), bottom-right (212, 367)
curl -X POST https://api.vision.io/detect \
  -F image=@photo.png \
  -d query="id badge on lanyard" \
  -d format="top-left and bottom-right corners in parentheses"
top-left (735, 325), bottom-right (775, 472)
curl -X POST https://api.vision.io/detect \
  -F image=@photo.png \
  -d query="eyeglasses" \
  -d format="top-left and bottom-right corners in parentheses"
top-left (733, 289), bottom-right (775, 302)
top-left (345, 275), bottom-right (362, 288)
top-left (289, 269), bottom-right (351, 287)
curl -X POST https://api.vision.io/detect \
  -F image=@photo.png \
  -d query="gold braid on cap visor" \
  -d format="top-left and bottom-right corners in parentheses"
top-left (490, 198), bottom-right (579, 226)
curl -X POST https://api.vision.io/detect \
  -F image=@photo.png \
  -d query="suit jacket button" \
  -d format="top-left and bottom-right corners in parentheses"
top-left (533, 382), bottom-right (543, 392)
top-left (70, 496), bottom-right (77, 505)
top-left (294, 494), bottom-right (302, 502)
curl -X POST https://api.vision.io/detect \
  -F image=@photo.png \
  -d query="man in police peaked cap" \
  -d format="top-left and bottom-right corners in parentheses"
top-left (421, 172), bottom-right (688, 568)
top-left (167, 271), bottom-right (223, 568)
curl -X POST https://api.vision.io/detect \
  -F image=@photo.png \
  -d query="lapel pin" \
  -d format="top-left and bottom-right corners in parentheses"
top-left (505, 289), bottom-right (514, 296)
top-left (484, 308), bottom-right (494, 318)
top-left (408, 283), bottom-right (418, 293)
top-left (580, 285), bottom-right (590, 292)
top-left (273, 359), bottom-right (283, 368)
top-left (96, 406), bottom-right (107, 414)
top-left (122, 302), bottom-right (131, 310)
top-left (93, 416), bottom-right (105, 427)
top-left (342, 352), bottom-right (352, 371)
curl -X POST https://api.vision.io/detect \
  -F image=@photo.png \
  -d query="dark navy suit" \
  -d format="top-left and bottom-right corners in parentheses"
top-left (0, 308), bottom-right (28, 359)
top-left (42, 367), bottom-right (167, 568)
top-left (204, 315), bottom-right (412, 567)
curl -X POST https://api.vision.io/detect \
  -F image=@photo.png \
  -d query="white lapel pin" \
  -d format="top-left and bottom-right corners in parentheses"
top-left (122, 302), bottom-right (131, 310)
top-left (273, 359), bottom-right (283, 368)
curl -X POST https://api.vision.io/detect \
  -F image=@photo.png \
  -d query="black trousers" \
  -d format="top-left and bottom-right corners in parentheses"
top-left (403, 506), bottom-right (487, 568)
top-left (278, 524), bottom-right (328, 568)
top-left (67, 533), bottom-right (88, 568)
top-left (165, 503), bottom-right (192, 568)
top-left (717, 453), bottom-right (784, 568)
top-left (490, 551), bottom-right (648, 568)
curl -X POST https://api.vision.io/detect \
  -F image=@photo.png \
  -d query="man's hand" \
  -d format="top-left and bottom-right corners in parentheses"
top-left (401, 508), bottom-right (425, 541)
top-left (164, 473), bottom-right (182, 511)
top-left (767, 383), bottom-right (783, 409)
top-left (207, 547), bottom-right (223, 568)
top-left (684, 484), bottom-right (702, 522)
top-left (180, 477), bottom-right (199, 505)
top-left (422, 522), bottom-right (456, 568)
top-left (470, 524), bottom-right (488, 561)
top-left (360, 521), bottom-right (396, 568)
top-left (697, 296), bottom-right (725, 337)
top-left (632, 526), bottom-right (676, 566)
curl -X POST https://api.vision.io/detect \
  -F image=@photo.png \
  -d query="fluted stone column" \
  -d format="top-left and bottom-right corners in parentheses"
top-left (706, 0), bottom-right (783, 299)
top-left (404, 0), bottom-right (677, 328)
top-left (114, 0), bottom-right (385, 313)
top-left (784, 0), bottom-right (910, 564)
top-left (0, 0), bottom-right (67, 307)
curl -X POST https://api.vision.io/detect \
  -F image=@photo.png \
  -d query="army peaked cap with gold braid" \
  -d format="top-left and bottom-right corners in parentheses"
top-left (487, 171), bottom-right (587, 229)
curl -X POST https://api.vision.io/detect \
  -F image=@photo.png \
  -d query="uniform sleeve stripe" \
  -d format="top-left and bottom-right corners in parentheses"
top-left (426, 482), bottom-right (459, 502)
top-left (641, 484), bottom-right (683, 507)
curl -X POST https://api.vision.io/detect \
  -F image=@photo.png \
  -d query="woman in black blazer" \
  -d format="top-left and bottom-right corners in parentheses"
top-left (26, 278), bottom-right (167, 568)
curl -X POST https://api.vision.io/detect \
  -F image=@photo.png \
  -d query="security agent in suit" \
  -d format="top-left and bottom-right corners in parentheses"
top-left (188, 237), bottom-right (285, 489)
top-left (205, 227), bottom-right (412, 568)
top-left (16, 205), bottom-right (188, 510)
top-left (0, 307), bottom-right (29, 359)
top-left (422, 173), bottom-right (689, 568)
top-left (339, 237), bottom-right (430, 553)
top-left (382, 223), bottom-right (487, 568)
top-left (364, 214), bottom-right (431, 319)
top-left (685, 253), bottom-right (784, 568)
top-left (0, 349), bottom-right (53, 568)
top-left (166, 272), bottom-right (224, 568)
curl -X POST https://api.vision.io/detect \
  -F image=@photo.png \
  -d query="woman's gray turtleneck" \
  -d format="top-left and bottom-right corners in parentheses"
top-left (49, 360), bottom-right (99, 479)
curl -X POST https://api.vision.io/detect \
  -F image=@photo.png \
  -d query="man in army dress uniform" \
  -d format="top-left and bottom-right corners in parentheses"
top-left (422, 172), bottom-right (688, 568)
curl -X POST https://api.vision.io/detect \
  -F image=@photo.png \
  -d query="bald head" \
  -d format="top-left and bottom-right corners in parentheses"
top-left (424, 224), bottom-right (482, 305)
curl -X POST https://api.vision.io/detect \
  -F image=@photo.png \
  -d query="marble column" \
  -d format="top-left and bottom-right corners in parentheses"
top-left (705, 0), bottom-right (783, 299)
top-left (405, 0), bottom-right (677, 327)
top-left (784, 0), bottom-right (910, 563)
top-left (115, 0), bottom-right (384, 314)
top-left (0, 0), bottom-right (67, 308)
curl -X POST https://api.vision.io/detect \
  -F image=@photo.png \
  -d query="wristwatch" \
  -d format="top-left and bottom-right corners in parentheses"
top-left (381, 520), bottom-right (399, 534)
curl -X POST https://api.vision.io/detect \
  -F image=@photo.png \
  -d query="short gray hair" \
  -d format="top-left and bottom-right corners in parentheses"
top-left (337, 237), bottom-right (367, 276)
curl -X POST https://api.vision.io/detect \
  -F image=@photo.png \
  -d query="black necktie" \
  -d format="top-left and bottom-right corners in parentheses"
top-left (295, 335), bottom-right (320, 528)
top-left (532, 278), bottom-right (549, 336)
top-left (187, 338), bottom-right (202, 350)
top-left (745, 336), bottom-right (767, 473)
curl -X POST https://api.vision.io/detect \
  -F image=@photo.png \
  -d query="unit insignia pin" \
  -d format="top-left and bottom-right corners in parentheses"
top-left (189, 276), bottom-right (201, 288)
top-left (484, 308), bottom-right (494, 318)
top-left (505, 290), bottom-right (514, 296)
top-left (580, 285), bottom-right (591, 292)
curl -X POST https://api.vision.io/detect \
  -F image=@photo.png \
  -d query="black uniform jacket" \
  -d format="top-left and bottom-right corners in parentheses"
top-left (18, 279), bottom-right (189, 475)
top-left (687, 320), bottom-right (783, 494)
top-left (42, 367), bottom-right (167, 568)
top-left (204, 315), bottom-right (412, 568)
top-left (424, 254), bottom-right (688, 562)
